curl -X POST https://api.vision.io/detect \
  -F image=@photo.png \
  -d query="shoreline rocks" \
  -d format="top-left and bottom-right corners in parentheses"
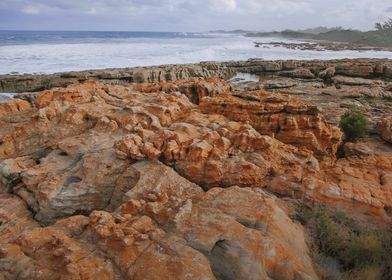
top-left (1, 58), bottom-right (392, 94)
top-left (0, 63), bottom-right (236, 93)
top-left (378, 116), bottom-right (392, 143)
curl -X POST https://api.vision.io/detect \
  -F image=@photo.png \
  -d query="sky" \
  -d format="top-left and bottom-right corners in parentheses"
top-left (0, 0), bottom-right (391, 32)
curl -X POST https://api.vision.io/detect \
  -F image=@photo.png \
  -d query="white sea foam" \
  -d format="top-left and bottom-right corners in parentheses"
top-left (0, 35), bottom-right (391, 74)
top-left (0, 93), bottom-right (15, 100)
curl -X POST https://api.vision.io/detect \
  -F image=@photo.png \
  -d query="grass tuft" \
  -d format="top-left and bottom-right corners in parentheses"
top-left (299, 206), bottom-right (392, 280)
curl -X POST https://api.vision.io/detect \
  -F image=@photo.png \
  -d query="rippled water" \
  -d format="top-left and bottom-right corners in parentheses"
top-left (0, 31), bottom-right (391, 74)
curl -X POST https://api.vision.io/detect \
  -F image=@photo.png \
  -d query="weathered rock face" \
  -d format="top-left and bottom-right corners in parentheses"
top-left (223, 58), bottom-right (392, 79)
top-left (1, 76), bottom-right (392, 279)
top-left (270, 142), bottom-right (392, 225)
top-left (320, 143), bottom-right (392, 222)
top-left (223, 59), bottom-right (392, 134)
top-left (0, 194), bottom-right (39, 243)
top-left (279, 68), bottom-right (316, 79)
top-left (0, 63), bottom-right (235, 93)
top-left (2, 58), bottom-right (392, 94)
top-left (199, 91), bottom-right (342, 158)
top-left (0, 97), bottom-right (31, 113)
top-left (4, 58), bottom-right (392, 137)
top-left (0, 80), bottom-right (195, 160)
top-left (132, 78), bottom-right (231, 105)
top-left (378, 116), bottom-right (392, 143)
top-left (115, 113), bottom-right (317, 189)
top-left (0, 161), bottom-right (318, 280)
top-left (0, 80), bottom-right (203, 224)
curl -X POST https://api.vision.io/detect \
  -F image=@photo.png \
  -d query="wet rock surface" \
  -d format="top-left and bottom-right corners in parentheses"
top-left (1, 59), bottom-right (392, 279)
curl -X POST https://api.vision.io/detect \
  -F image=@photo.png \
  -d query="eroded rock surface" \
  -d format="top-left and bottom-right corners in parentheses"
top-left (1, 73), bottom-right (392, 279)
top-left (0, 161), bottom-right (318, 280)
top-left (0, 63), bottom-right (235, 93)
top-left (199, 91), bottom-right (342, 158)
top-left (378, 116), bottom-right (392, 143)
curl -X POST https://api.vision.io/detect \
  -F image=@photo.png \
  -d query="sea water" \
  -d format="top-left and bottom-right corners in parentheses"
top-left (0, 30), bottom-right (391, 75)
top-left (0, 93), bottom-right (15, 100)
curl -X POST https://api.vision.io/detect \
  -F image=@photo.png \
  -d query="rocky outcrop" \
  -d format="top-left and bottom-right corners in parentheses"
top-left (378, 116), bottom-right (392, 143)
top-left (199, 91), bottom-right (342, 158)
top-left (1, 80), bottom-right (391, 225)
top-left (223, 59), bottom-right (392, 132)
top-left (0, 161), bottom-right (318, 280)
top-left (0, 98), bottom-right (31, 117)
top-left (2, 58), bottom-right (392, 94)
top-left (223, 58), bottom-right (392, 78)
top-left (0, 80), bottom-right (201, 224)
top-left (114, 111), bottom-right (317, 189)
top-left (1, 76), bottom-right (392, 279)
top-left (0, 194), bottom-right (39, 243)
top-left (279, 68), bottom-right (316, 79)
top-left (271, 142), bottom-right (392, 224)
top-left (132, 78), bottom-right (231, 104)
top-left (0, 63), bottom-right (235, 93)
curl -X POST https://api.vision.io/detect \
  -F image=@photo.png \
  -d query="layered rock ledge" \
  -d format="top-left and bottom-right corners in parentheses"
top-left (1, 58), bottom-right (392, 94)
top-left (0, 63), bottom-right (235, 93)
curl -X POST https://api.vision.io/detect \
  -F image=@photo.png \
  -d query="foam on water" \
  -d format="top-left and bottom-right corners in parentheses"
top-left (0, 93), bottom-right (15, 100)
top-left (0, 32), bottom-right (391, 74)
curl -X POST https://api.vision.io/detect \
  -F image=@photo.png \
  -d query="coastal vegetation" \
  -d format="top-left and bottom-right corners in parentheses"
top-left (300, 206), bottom-right (392, 280)
top-left (246, 19), bottom-right (392, 48)
top-left (339, 108), bottom-right (368, 141)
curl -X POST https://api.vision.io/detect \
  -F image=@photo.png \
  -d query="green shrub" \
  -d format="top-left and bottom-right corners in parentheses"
top-left (299, 206), bottom-right (392, 280)
top-left (340, 267), bottom-right (382, 280)
top-left (339, 109), bottom-right (368, 141)
top-left (344, 234), bottom-right (383, 268)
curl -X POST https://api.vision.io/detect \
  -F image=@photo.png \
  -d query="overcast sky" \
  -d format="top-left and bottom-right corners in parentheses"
top-left (0, 0), bottom-right (391, 31)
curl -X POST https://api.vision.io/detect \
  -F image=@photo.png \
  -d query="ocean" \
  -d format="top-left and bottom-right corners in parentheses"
top-left (0, 93), bottom-right (14, 100)
top-left (0, 30), bottom-right (392, 75)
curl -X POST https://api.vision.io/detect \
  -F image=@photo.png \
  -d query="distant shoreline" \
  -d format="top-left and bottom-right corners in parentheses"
top-left (246, 29), bottom-right (392, 49)
top-left (253, 40), bottom-right (392, 53)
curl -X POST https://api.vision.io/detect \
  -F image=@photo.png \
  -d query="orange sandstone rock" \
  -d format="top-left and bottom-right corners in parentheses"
top-left (132, 77), bottom-right (231, 104)
top-left (378, 115), bottom-right (392, 143)
top-left (0, 98), bottom-right (31, 117)
top-left (200, 91), bottom-right (342, 158)
top-left (1, 78), bottom-right (392, 279)
top-left (114, 113), bottom-right (317, 189)
top-left (0, 161), bottom-right (318, 279)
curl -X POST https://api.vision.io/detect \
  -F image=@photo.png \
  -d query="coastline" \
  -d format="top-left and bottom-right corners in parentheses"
top-left (2, 31), bottom-right (392, 75)
top-left (246, 28), bottom-right (392, 49)
top-left (253, 39), bottom-right (392, 52)
top-left (1, 58), bottom-right (391, 93)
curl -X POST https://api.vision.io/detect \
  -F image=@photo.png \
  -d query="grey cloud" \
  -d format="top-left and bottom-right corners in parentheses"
top-left (0, 0), bottom-right (391, 31)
